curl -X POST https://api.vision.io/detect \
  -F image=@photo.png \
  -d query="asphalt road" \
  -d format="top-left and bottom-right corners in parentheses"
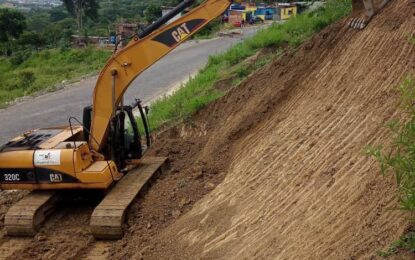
top-left (0, 26), bottom-right (262, 145)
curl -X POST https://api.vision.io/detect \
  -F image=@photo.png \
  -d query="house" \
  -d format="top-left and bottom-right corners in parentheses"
top-left (243, 2), bottom-right (257, 12)
top-left (276, 3), bottom-right (297, 20)
top-left (116, 23), bottom-right (138, 47)
top-left (254, 7), bottom-right (277, 21)
top-left (229, 3), bottom-right (246, 11)
top-left (71, 35), bottom-right (111, 48)
top-left (228, 10), bottom-right (243, 26)
top-left (228, 9), bottom-right (253, 27)
top-left (117, 23), bottom-right (137, 38)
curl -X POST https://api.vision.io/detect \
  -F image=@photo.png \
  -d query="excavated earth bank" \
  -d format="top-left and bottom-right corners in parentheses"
top-left (141, 1), bottom-right (415, 259)
top-left (0, 1), bottom-right (414, 259)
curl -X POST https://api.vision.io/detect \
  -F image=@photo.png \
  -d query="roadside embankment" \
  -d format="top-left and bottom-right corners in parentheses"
top-left (139, 1), bottom-right (414, 259)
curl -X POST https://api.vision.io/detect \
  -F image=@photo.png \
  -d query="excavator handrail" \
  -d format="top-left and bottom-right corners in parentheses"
top-left (90, 0), bottom-right (232, 152)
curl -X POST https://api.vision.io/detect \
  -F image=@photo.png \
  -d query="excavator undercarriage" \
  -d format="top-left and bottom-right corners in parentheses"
top-left (5, 157), bottom-right (167, 238)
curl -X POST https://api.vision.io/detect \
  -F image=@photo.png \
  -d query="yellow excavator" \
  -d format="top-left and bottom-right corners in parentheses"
top-left (0, 0), bottom-right (232, 239)
top-left (0, 0), bottom-right (389, 240)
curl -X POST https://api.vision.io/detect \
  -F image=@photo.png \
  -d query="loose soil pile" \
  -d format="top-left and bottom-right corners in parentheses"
top-left (0, 1), bottom-right (414, 259)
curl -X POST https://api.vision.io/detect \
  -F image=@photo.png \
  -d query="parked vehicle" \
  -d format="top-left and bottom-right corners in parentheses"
top-left (249, 15), bottom-right (264, 24)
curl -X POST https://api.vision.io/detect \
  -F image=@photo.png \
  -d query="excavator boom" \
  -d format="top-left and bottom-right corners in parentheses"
top-left (90, 0), bottom-right (232, 152)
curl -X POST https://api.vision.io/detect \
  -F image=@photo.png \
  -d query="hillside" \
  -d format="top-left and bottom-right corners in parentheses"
top-left (138, 0), bottom-right (415, 258)
top-left (0, 0), bottom-right (413, 259)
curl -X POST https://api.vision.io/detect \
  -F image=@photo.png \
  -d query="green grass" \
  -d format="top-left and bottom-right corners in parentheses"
top-left (0, 47), bottom-right (111, 107)
top-left (193, 18), bottom-right (223, 40)
top-left (377, 231), bottom-right (415, 257)
top-left (146, 0), bottom-right (352, 130)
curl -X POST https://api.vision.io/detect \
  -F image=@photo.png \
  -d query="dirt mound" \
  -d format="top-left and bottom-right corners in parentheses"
top-left (1, 1), bottom-right (414, 259)
top-left (138, 1), bottom-right (414, 259)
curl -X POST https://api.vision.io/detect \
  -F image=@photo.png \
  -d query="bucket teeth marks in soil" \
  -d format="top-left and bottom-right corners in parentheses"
top-left (1, 1), bottom-right (414, 259)
top-left (138, 1), bottom-right (415, 259)
top-left (0, 239), bottom-right (30, 260)
top-left (85, 242), bottom-right (112, 260)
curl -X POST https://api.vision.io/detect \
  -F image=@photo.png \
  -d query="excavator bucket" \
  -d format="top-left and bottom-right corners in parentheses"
top-left (348, 0), bottom-right (390, 29)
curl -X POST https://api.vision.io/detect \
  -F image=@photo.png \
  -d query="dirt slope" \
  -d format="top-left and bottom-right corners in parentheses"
top-left (0, 1), bottom-right (414, 259)
top-left (140, 1), bottom-right (415, 259)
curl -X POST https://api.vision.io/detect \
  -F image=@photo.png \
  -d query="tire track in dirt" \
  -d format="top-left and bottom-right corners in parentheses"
top-left (6, 201), bottom-right (95, 259)
top-left (0, 239), bottom-right (30, 260)
top-left (85, 242), bottom-right (112, 260)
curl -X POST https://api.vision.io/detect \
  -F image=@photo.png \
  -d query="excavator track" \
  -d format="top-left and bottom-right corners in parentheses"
top-left (90, 157), bottom-right (168, 239)
top-left (5, 191), bottom-right (60, 236)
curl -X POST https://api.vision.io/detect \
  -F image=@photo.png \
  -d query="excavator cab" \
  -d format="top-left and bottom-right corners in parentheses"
top-left (82, 99), bottom-right (151, 171)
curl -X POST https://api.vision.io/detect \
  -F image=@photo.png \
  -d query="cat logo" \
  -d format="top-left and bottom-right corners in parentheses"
top-left (152, 19), bottom-right (206, 47)
top-left (172, 23), bottom-right (190, 43)
top-left (50, 173), bottom-right (63, 182)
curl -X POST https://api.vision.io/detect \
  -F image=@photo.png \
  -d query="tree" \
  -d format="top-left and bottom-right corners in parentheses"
top-left (26, 12), bottom-right (50, 32)
top-left (0, 8), bottom-right (26, 56)
top-left (49, 8), bottom-right (70, 23)
top-left (144, 4), bottom-right (162, 24)
top-left (62, 0), bottom-right (99, 32)
top-left (0, 8), bottom-right (26, 42)
top-left (18, 31), bottom-right (46, 50)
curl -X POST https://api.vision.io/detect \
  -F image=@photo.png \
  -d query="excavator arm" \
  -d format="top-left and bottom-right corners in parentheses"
top-left (90, 0), bottom-right (231, 152)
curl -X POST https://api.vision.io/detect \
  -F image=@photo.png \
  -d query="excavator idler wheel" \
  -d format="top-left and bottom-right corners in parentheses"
top-left (90, 157), bottom-right (168, 239)
top-left (5, 191), bottom-right (60, 236)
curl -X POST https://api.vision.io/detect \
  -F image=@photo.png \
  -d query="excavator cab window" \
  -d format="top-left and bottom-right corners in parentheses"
top-left (83, 106), bottom-right (93, 142)
top-left (83, 104), bottom-right (150, 170)
top-left (124, 115), bottom-right (135, 149)
top-left (122, 106), bottom-right (142, 160)
top-left (135, 101), bottom-right (152, 152)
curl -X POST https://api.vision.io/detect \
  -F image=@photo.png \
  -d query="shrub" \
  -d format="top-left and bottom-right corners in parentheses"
top-left (9, 49), bottom-right (32, 66)
top-left (367, 77), bottom-right (415, 221)
top-left (377, 230), bottom-right (415, 257)
top-left (18, 70), bottom-right (36, 89)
